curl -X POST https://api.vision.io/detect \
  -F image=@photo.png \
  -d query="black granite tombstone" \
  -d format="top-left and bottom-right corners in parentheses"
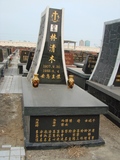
top-left (26, 51), bottom-right (34, 71)
top-left (87, 19), bottom-right (120, 126)
top-left (23, 7), bottom-right (108, 149)
top-left (2, 48), bottom-right (9, 60)
top-left (82, 55), bottom-right (98, 74)
top-left (20, 51), bottom-right (29, 63)
top-left (0, 49), bottom-right (3, 62)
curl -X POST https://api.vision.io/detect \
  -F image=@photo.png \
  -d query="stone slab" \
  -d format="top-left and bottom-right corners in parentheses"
top-left (74, 62), bottom-right (84, 68)
top-left (87, 80), bottom-right (120, 127)
top-left (67, 67), bottom-right (90, 78)
top-left (87, 80), bottom-right (120, 101)
top-left (22, 77), bottom-right (108, 116)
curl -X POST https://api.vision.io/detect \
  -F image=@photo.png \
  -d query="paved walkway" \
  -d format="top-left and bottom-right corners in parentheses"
top-left (0, 53), bottom-right (25, 94)
top-left (0, 145), bottom-right (25, 160)
top-left (0, 54), bottom-right (25, 159)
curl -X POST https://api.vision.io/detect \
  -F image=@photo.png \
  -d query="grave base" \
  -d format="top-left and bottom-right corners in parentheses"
top-left (87, 80), bottom-right (120, 127)
top-left (22, 77), bottom-right (108, 149)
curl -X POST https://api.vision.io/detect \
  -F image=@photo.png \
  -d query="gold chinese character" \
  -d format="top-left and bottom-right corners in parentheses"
top-left (46, 74), bottom-right (50, 79)
top-left (51, 11), bottom-right (60, 22)
top-left (48, 130), bottom-right (52, 133)
top-left (40, 138), bottom-right (42, 142)
top-left (69, 119), bottom-right (72, 123)
top-left (69, 130), bottom-right (72, 133)
top-left (53, 130), bottom-right (56, 133)
top-left (56, 74), bottom-right (61, 79)
top-left (61, 123), bottom-right (64, 126)
top-left (65, 137), bottom-right (67, 141)
top-left (57, 130), bottom-right (60, 133)
top-left (49, 44), bottom-right (56, 53)
top-left (52, 74), bottom-right (55, 79)
top-left (77, 119), bottom-right (81, 123)
top-left (49, 55), bottom-right (55, 63)
top-left (68, 137), bottom-right (71, 141)
top-left (65, 119), bottom-right (68, 123)
top-left (61, 137), bottom-right (64, 141)
top-left (84, 137), bottom-right (87, 140)
top-left (40, 130), bottom-right (43, 133)
top-left (61, 130), bottom-right (64, 133)
top-left (48, 138), bottom-right (51, 142)
top-left (52, 134), bottom-right (55, 137)
top-left (61, 133), bottom-right (64, 137)
top-left (35, 138), bottom-right (38, 142)
top-left (65, 130), bottom-right (68, 133)
top-left (41, 74), bottom-right (45, 78)
top-left (50, 33), bottom-right (57, 41)
top-left (92, 129), bottom-right (95, 132)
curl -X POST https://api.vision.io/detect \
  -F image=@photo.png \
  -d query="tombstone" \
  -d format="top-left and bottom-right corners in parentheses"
top-left (18, 50), bottom-right (29, 74)
top-left (87, 19), bottom-right (120, 126)
top-left (2, 48), bottom-right (9, 60)
top-left (82, 54), bottom-right (98, 74)
top-left (0, 48), bottom-right (9, 68)
top-left (0, 49), bottom-right (4, 62)
top-left (26, 51), bottom-right (35, 71)
top-left (20, 50), bottom-right (29, 63)
top-left (22, 7), bottom-right (108, 149)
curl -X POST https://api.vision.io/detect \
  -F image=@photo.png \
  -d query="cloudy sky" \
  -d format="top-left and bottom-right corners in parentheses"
top-left (0, 0), bottom-right (120, 46)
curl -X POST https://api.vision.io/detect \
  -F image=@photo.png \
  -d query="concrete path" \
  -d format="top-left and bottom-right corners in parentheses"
top-left (0, 54), bottom-right (25, 159)
top-left (0, 54), bottom-right (23, 94)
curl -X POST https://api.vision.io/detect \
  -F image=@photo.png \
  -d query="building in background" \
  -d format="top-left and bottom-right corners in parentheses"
top-left (79, 40), bottom-right (84, 46)
top-left (85, 40), bottom-right (90, 46)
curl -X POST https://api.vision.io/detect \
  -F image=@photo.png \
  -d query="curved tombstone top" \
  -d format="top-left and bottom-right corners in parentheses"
top-left (90, 19), bottom-right (120, 87)
top-left (27, 7), bottom-right (68, 84)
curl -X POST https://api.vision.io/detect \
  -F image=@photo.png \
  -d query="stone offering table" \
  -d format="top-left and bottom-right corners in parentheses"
top-left (67, 67), bottom-right (90, 90)
top-left (22, 77), bottom-right (108, 149)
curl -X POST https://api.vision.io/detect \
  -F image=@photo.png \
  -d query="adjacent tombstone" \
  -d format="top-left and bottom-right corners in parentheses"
top-left (2, 48), bottom-right (9, 60)
top-left (0, 49), bottom-right (4, 62)
top-left (26, 51), bottom-right (35, 71)
top-left (0, 48), bottom-right (9, 69)
top-left (22, 7), bottom-right (108, 149)
top-left (82, 54), bottom-right (98, 74)
top-left (87, 19), bottom-right (120, 126)
top-left (18, 50), bottom-right (29, 74)
top-left (20, 50), bottom-right (29, 63)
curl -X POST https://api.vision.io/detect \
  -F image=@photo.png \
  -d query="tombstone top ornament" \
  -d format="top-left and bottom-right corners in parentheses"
top-left (27, 7), bottom-right (68, 85)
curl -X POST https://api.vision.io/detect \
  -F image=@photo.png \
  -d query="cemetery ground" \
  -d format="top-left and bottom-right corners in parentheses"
top-left (0, 91), bottom-right (120, 160)
top-left (0, 54), bottom-right (120, 160)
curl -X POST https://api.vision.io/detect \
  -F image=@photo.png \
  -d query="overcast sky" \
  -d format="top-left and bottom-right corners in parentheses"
top-left (0, 0), bottom-right (120, 46)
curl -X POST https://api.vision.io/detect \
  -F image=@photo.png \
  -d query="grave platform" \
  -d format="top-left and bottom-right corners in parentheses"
top-left (67, 67), bottom-right (90, 90)
top-left (87, 80), bottom-right (120, 127)
top-left (22, 77), bottom-right (108, 149)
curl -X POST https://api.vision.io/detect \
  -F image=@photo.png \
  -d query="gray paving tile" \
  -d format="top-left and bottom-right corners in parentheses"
top-left (10, 150), bottom-right (20, 156)
top-left (20, 148), bottom-right (25, 156)
top-left (10, 156), bottom-right (20, 160)
top-left (0, 157), bottom-right (9, 160)
top-left (0, 151), bottom-right (10, 157)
